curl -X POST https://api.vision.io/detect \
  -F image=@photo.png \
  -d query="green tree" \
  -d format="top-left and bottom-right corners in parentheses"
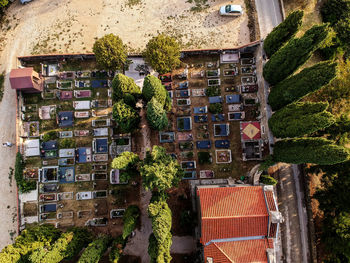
top-left (148, 233), bottom-right (172, 263)
top-left (64, 227), bottom-right (93, 260)
top-left (269, 102), bottom-right (336, 138)
top-left (273, 137), bottom-right (349, 165)
top-left (146, 98), bottom-right (168, 131)
top-left (142, 75), bottom-right (167, 105)
top-left (122, 205), bottom-right (140, 239)
top-left (321, 0), bottom-right (350, 26)
top-left (112, 100), bottom-right (140, 133)
top-left (268, 61), bottom-right (337, 110)
top-left (111, 73), bottom-right (141, 102)
top-left (141, 146), bottom-right (183, 192)
top-left (93, 34), bottom-right (127, 71)
top-left (0, 0), bottom-right (8, 8)
top-left (335, 18), bottom-right (350, 44)
top-left (109, 236), bottom-right (126, 263)
top-left (263, 24), bottom-right (330, 85)
top-left (78, 235), bottom-right (111, 263)
top-left (29, 232), bottom-right (74, 263)
top-left (111, 151), bottom-right (140, 170)
top-left (264, 10), bottom-right (304, 57)
top-left (143, 34), bottom-right (181, 74)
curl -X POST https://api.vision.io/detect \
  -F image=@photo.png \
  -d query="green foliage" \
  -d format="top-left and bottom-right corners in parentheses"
top-left (77, 235), bottom-right (111, 263)
top-left (0, 224), bottom-right (61, 262)
top-left (335, 17), bottom-right (350, 44)
top-left (15, 152), bottom-right (36, 193)
top-left (142, 75), bottom-right (167, 105)
top-left (208, 103), bottom-right (223, 114)
top-left (273, 137), bottom-right (349, 165)
top-left (143, 34), bottom-right (181, 74)
top-left (59, 138), bottom-right (75, 148)
top-left (123, 93), bottom-right (136, 108)
top-left (141, 146), bottom-right (183, 192)
top-left (112, 74), bottom-right (141, 102)
top-left (148, 232), bottom-right (172, 263)
top-left (263, 24), bottom-right (330, 85)
top-left (205, 85), bottom-right (221, 97)
top-left (29, 232), bottom-right (74, 263)
top-left (0, 72), bottom-right (4, 102)
top-left (321, 0), bottom-right (350, 26)
top-left (260, 175), bottom-right (278, 185)
top-left (146, 98), bottom-right (168, 131)
top-left (268, 61), bottom-right (337, 110)
top-left (64, 227), bottom-right (93, 260)
top-left (259, 155), bottom-right (276, 171)
top-left (109, 236), bottom-right (126, 263)
top-left (92, 34), bottom-right (127, 71)
top-left (111, 151), bottom-right (139, 170)
top-left (122, 205), bottom-right (140, 239)
top-left (0, 0), bottom-right (8, 8)
top-left (264, 10), bottom-right (304, 57)
top-left (112, 100), bottom-right (140, 133)
top-left (269, 102), bottom-right (336, 138)
top-left (42, 131), bottom-right (57, 142)
top-left (198, 152), bottom-right (212, 164)
top-left (317, 115), bottom-right (350, 145)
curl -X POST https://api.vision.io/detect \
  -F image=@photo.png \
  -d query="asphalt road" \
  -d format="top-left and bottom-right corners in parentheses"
top-left (255, 0), bottom-right (283, 38)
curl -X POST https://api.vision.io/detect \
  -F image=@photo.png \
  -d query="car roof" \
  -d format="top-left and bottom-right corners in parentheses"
top-left (228, 5), bottom-right (242, 11)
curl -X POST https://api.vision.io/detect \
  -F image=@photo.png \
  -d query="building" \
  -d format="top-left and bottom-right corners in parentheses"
top-left (197, 185), bottom-right (282, 263)
top-left (10, 67), bottom-right (43, 93)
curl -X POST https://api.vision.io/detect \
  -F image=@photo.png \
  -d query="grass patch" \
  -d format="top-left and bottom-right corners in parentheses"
top-left (186, 0), bottom-right (209, 12)
top-left (125, 0), bottom-right (142, 7)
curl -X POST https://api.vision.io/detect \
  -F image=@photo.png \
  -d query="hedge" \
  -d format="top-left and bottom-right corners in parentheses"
top-left (122, 205), bottom-right (140, 239)
top-left (268, 61), bottom-right (337, 110)
top-left (264, 10), bottom-right (304, 57)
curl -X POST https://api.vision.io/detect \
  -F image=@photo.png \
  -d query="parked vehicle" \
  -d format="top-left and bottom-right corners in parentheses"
top-left (21, 0), bottom-right (33, 4)
top-left (219, 5), bottom-right (243, 16)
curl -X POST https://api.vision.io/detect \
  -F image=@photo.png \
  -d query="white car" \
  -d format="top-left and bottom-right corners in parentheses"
top-left (219, 5), bottom-right (243, 16)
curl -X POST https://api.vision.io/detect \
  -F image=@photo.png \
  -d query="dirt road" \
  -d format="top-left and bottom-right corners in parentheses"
top-left (255, 0), bottom-right (283, 38)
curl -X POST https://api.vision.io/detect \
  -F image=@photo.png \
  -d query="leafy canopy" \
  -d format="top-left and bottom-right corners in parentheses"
top-left (93, 34), bottom-right (127, 71)
top-left (112, 100), bottom-right (140, 133)
top-left (146, 98), bottom-right (168, 131)
top-left (142, 75), bottom-right (167, 105)
top-left (122, 205), bottom-right (140, 239)
top-left (111, 73), bottom-right (141, 102)
top-left (111, 151), bottom-right (139, 170)
top-left (77, 235), bottom-right (111, 263)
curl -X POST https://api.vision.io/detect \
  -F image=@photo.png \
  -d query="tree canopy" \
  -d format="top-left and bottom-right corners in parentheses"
top-left (111, 73), bottom-right (141, 102)
top-left (268, 60), bottom-right (337, 110)
top-left (142, 75), bottom-right (167, 105)
top-left (77, 235), bottom-right (111, 263)
top-left (269, 102), bottom-right (336, 138)
top-left (122, 205), bottom-right (140, 239)
top-left (264, 10), bottom-right (304, 57)
top-left (112, 100), bottom-right (140, 133)
top-left (146, 98), bottom-right (169, 131)
top-left (263, 24), bottom-right (330, 85)
top-left (143, 34), bottom-right (181, 74)
top-left (93, 34), bottom-right (127, 71)
top-left (141, 146), bottom-right (183, 192)
top-left (0, 0), bottom-right (8, 8)
top-left (111, 151), bottom-right (140, 170)
top-left (321, 0), bottom-right (350, 26)
top-left (273, 137), bottom-right (349, 165)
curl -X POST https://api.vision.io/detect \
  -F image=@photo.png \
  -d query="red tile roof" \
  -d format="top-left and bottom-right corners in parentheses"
top-left (198, 186), bottom-right (269, 244)
top-left (240, 121), bottom-right (261, 141)
top-left (204, 239), bottom-right (274, 263)
top-left (264, 190), bottom-right (277, 211)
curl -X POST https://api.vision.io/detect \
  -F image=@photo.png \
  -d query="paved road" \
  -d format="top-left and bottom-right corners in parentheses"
top-left (255, 0), bottom-right (283, 38)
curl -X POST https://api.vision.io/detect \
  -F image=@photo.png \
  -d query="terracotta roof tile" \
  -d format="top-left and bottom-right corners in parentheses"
top-left (265, 190), bottom-right (277, 211)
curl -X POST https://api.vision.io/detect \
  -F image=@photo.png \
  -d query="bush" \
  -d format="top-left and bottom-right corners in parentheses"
top-left (112, 100), bottom-right (140, 133)
top-left (148, 233), bottom-right (172, 263)
top-left (273, 137), bottom-right (350, 165)
top-left (15, 152), bottom-right (36, 193)
top-left (146, 98), bottom-right (168, 131)
top-left (142, 75), bottom-right (167, 105)
top-left (59, 138), bottom-right (75, 148)
top-left (198, 152), bottom-right (212, 164)
top-left (143, 34), bottom-right (181, 74)
top-left (260, 175), bottom-right (277, 185)
top-left (268, 61), bottom-right (337, 110)
top-left (109, 236), bottom-right (126, 263)
top-left (112, 74), bottom-right (141, 102)
top-left (264, 10), bottom-right (304, 57)
top-left (122, 205), bottom-right (140, 239)
top-left (205, 85), bottom-right (221, 97)
top-left (42, 131), bottom-right (57, 142)
top-left (263, 24), bottom-right (330, 85)
top-left (208, 103), bottom-right (223, 114)
top-left (64, 227), bottom-right (93, 260)
top-left (321, 0), bottom-right (350, 26)
top-left (77, 235), bottom-right (111, 263)
top-left (93, 34), bottom-right (127, 71)
top-left (269, 102), bottom-right (336, 138)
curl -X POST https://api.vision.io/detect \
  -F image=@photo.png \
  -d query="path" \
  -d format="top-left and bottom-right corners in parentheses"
top-left (277, 163), bottom-right (309, 263)
top-left (171, 236), bottom-right (196, 254)
top-left (255, 0), bottom-right (283, 39)
top-left (123, 106), bottom-right (152, 263)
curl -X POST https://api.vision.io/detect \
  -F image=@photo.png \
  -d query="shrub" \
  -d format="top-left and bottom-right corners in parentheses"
top-left (15, 152), bottom-right (36, 193)
top-left (268, 61), bottom-right (337, 110)
top-left (146, 98), bottom-right (168, 131)
top-left (264, 10), bottom-right (304, 57)
top-left (59, 138), bottom-right (75, 148)
top-left (198, 152), bottom-right (212, 164)
top-left (112, 100), bottom-right (140, 133)
top-left (77, 235), bottom-right (111, 263)
top-left (208, 103), bottom-right (223, 114)
top-left (260, 175), bottom-right (278, 185)
top-left (111, 151), bottom-right (139, 170)
top-left (42, 131), bottom-right (57, 142)
top-left (263, 24), bottom-right (330, 85)
top-left (273, 137), bottom-right (350, 165)
top-left (93, 34), bottom-right (127, 71)
top-left (142, 75), bottom-right (167, 105)
top-left (143, 34), bottom-right (181, 74)
top-left (148, 233), bottom-right (172, 263)
top-left (321, 0), bottom-right (350, 26)
top-left (64, 227), bottom-right (93, 260)
top-left (122, 205), bottom-right (140, 239)
top-left (111, 74), bottom-right (141, 102)
top-left (205, 85), bottom-right (221, 97)
top-left (269, 102), bottom-right (336, 138)
top-left (109, 236), bottom-right (126, 263)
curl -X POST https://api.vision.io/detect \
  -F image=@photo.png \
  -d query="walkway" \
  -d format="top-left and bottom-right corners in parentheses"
top-left (255, 0), bottom-right (283, 39)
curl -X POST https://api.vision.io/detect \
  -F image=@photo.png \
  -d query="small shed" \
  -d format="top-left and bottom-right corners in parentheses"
top-left (10, 68), bottom-right (43, 93)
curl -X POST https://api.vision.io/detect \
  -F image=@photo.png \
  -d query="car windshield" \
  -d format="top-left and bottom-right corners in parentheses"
top-left (225, 5), bottom-right (231, 12)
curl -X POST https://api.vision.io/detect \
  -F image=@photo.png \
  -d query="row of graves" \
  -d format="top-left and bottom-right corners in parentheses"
top-left (158, 52), bottom-right (264, 179)
top-left (19, 64), bottom-right (132, 228)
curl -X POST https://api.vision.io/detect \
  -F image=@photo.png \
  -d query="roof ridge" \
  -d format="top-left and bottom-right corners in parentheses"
top-left (203, 214), bottom-right (268, 219)
top-left (213, 242), bottom-right (234, 263)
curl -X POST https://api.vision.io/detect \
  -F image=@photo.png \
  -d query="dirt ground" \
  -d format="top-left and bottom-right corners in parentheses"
top-left (0, 0), bottom-right (250, 55)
